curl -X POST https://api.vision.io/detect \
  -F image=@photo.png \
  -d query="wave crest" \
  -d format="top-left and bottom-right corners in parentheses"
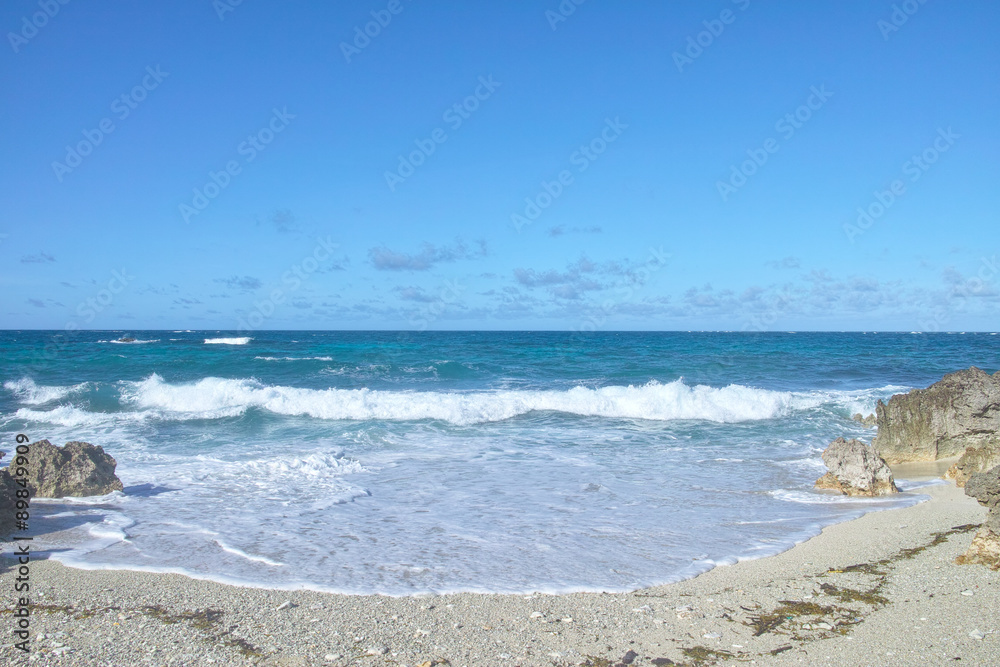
top-left (4, 378), bottom-right (83, 405)
top-left (115, 374), bottom-right (798, 425)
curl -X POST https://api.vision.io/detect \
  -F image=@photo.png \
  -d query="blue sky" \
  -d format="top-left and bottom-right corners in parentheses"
top-left (2, 0), bottom-right (998, 331)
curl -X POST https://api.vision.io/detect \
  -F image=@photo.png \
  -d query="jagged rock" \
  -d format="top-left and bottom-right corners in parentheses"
top-left (956, 465), bottom-right (1000, 570)
top-left (872, 367), bottom-right (1000, 463)
top-left (0, 470), bottom-right (19, 536)
top-left (22, 440), bottom-right (123, 498)
top-left (815, 437), bottom-right (899, 496)
top-left (852, 413), bottom-right (877, 427)
top-left (945, 446), bottom-right (1000, 487)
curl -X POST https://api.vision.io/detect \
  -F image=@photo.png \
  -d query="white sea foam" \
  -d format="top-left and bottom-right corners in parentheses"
top-left (204, 337), bottom-right (252, 345)
top-left (255, 356), bottom-right (334, 361)
top-left (770, 489), bottom-right (926, 505)
top-left (15, 405), bottom-right (143, 427)
top-left (116, 374), bottom-right (812, 425)
top-left (4, 377), bottom-right (83, 404)
top-left (213, 540), bottom-right (285, 567)
top-left (106, 338), bottom-right (159, 344)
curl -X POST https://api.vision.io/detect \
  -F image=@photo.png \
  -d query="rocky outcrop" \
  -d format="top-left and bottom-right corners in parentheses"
top-left (0, 469), bottom-right (19, 536)
top-left (852, 413), bottom-right (877, 427)
top-left (956, 465), bottom-right (1000, 570)
top-left (815, 437), bottom-right (899, 496)
top-left (22, 440), bottom-right (123, 498)
top-left (944, 446), bottom-right (1000, 488)
top-left (872, 367), bottom-right (1000, 463)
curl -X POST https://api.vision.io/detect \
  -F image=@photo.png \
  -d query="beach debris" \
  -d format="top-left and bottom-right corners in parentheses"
top-left (275, 601), bottom-right (293, 611)
top-left (961, 589), bottom-right (975, 596)
top-left (815, 438), bottom-right (899, 496)
top-left (530, 611), bottom-right (544, 618)
top-left (852, 412), bottom-right (877, 427)
top-left (969, 629), bottom-right (986, 640)
top-left (560, 616), bottom-right (574, 623)
top-left (16, 439), bottom-right (124, 498)
top-left (702, 632), bottom-right (721, 639)
top-left (366, 646), bottom-right (388, 655)
top-left (872, 367), bottom-right (1000, 464)
top-left (323, 655), bottom-right (341, 662)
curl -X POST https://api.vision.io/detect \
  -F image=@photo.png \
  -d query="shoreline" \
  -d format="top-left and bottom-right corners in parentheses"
top-left (3, 472), bottom-right (997, 665)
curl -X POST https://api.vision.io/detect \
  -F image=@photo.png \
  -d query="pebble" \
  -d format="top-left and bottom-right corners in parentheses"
top-left (969, 630), bottom-right (986, 640)
top-left (530, 611), bottom-right (544, 618)
top-left (560, 617), bottom-right (574, 623)
top-left (324, 655), bottom-right (341, 662)
top-left (367, 646), bottom-right (388, 655)
top-left (703, 632), bottom-right (721, 639)
top-left (816, 622), bottom-right (833, 630)
top-left (961, 590), bottom-right (974, 597)
top-left (276, 601), bottom-right (292, 611)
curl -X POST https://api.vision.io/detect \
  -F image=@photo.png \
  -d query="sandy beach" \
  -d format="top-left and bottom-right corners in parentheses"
top-left (2, 468), bottom-right (997, 667)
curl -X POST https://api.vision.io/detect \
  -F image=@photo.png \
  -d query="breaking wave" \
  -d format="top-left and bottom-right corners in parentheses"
top-left (4, 377), bottom-right (84, 405)
top-left (111, 374), bottom-right (804, 425)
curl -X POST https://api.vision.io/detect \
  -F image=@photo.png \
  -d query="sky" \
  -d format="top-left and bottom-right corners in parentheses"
top-left (2, 0), bottom-right (998, 331)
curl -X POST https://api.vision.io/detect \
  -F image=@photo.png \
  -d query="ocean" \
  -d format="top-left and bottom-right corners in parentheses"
top-left (1, 330), bottom-right (997, 595)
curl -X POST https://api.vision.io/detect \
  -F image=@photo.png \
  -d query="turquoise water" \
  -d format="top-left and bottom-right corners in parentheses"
top-left (1, 331), bottom-right (997, 594)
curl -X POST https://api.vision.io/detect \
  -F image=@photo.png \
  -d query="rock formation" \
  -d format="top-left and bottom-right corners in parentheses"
top-left (872, 367), bottom-right (1000, 463)
top-left (852, 413), bottom-right (877, 427)
top-left (21, 440), bottom-right (123, 498)
top-left (956, 465), bottom-right (1000, 570)
top-left (815, 437), bottom-right (899, 496)
top-left (0, 469), bottom-right (19, 535)
top-left (944, 446), bottom-right (1000, 488)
